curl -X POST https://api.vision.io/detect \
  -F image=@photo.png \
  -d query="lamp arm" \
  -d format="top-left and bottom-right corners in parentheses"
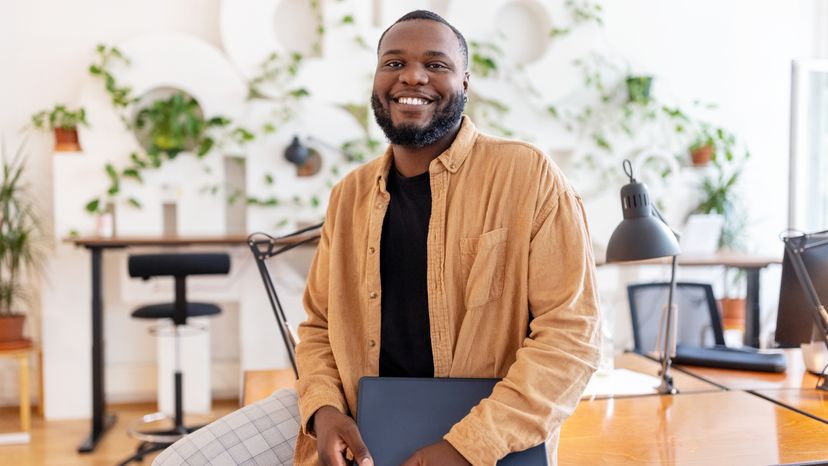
top-left (657, 254), bottom-right (679, 395)
top-left (247, 224), bottom-right (323, 379)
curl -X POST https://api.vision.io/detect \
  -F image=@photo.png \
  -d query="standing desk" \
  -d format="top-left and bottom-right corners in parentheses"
top-left (66, 234), bottom-right (313, 453)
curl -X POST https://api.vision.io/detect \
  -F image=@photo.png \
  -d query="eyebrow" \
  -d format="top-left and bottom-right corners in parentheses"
top-left (380, 49), bottom-right (453, 61)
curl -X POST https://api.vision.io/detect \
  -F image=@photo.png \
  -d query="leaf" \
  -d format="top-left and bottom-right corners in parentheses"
top-left (122, 168), bottom-right (143, 183)
top-left (85, 199), bottom-right (100, 213)
top-left (127, 197), bottom-right (142, 208)
top-left (197, 137), bottom-right (214, 157)
top-left (264, 174), bottom-right (274, 185)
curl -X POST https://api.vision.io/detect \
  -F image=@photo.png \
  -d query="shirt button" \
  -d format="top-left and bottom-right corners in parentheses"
top-left (450, 163), bottom-right (456, 169)
top-left (369, 339), bottom-right (376, 347)
top-left (369, 291), bottom-right (378, 299)
top-left (375, 203), bottom-right (383, 209)
top-left (368, 247), bottom-right (376, 254)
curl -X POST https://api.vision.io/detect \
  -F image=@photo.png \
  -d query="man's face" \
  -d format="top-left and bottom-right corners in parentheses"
top-left (372, 19), bottom-right (469, 148)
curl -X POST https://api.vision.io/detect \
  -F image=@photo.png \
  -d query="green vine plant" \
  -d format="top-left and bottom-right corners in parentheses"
top-left (83, 44), bottom-right (256, 216)
top-left (88, 44), bottom-right (134, 110)
top-left (550, 0), bottom-right (604, 38)
top-left (30, 105), bottom-right (89, 130)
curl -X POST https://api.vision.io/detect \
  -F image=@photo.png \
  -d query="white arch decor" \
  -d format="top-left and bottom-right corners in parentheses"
top-left (445, 0), bottom-right (599, 103)
top-left (73, 32), bottom-right (247, 236)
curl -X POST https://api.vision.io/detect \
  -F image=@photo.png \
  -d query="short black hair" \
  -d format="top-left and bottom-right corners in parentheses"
top-left (376, 10), bottom-right (469, 70)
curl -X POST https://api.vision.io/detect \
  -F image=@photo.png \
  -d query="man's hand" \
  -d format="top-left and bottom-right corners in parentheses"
top-left (400, 440), bottom-right (471, 466)
top-left (312, 405), bottom-right (373, 466)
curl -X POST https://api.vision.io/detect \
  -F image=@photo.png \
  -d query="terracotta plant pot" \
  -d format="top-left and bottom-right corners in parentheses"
top-left (0, 314), bottom-right (26, 343)
top-left (719, 297), bottom-right (745, 330)
top-left (690, 145), bottom-right (713, 166)
top-left (54, 127), bottom-right (81, 152)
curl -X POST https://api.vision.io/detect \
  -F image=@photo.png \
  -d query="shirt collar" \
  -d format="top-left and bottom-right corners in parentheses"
top-left (375, 115), bottom-right (478, 189)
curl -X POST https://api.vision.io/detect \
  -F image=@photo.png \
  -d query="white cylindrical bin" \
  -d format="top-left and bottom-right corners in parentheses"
top-left (156, 317), bottom-right (212, 416)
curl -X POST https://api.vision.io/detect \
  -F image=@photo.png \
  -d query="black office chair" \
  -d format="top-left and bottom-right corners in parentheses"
top-left (118, 253), bottom-right (230, 465)
top-left (627, 282), bottom-right (725, 355)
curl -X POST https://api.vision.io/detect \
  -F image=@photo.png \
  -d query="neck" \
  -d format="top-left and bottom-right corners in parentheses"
top-left (391, 120), bottom-right (462, 177)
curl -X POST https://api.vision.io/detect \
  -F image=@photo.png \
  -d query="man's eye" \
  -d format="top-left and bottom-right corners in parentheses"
top-left (385, 61), bottom-right (403, 68)
top-left (427, 63), bottom-right (448, 70)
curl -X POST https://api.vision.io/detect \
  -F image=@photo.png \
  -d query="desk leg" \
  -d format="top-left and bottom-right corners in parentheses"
top-left (78, 246), bottom-right (116, 453)
top-left (743, 267), bottom-right (761, 348)
top-left (19, 353), bottom-right (29, 432)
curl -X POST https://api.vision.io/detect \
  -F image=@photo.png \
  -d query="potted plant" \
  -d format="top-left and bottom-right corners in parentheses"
top-left (691, 130), bottom-right (750, 332)
top-left (720, 268), bottom-right (746, 331)
top-left (0, 141), bottom-right (43, 343)
top-left (30, 105), bottom-right (88, 152)
top-left (689, 133), bottom-right (714, 166)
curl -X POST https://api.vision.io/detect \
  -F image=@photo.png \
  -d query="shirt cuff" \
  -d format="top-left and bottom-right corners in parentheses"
top-left (299, 391), bottom-right (349, 438)
top-left (444, 417), bottom-right (509, 466)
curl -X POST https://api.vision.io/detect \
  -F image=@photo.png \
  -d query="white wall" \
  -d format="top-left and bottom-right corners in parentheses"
top-left (0, 0), bottom-right (819, 410)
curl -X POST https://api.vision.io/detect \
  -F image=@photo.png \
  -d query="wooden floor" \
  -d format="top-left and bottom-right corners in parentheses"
top-left (0, 400), bottom-right (239, 465)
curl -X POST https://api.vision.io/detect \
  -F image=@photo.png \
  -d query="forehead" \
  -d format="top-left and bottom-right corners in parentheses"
top-left (379, 20), bottom-right (462, 62)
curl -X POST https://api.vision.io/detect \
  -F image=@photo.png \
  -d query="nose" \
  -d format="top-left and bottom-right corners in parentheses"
top-left (399, 63), bottom-right (428, 85)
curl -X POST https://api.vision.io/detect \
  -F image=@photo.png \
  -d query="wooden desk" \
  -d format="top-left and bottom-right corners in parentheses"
top-left (560, 390), bottom-right (828, 465)
top-left (65, 231), bottom-right (320, 452)
top-left (613, 353), bottom-right (721, 395)
top-left (598, 252), bottom-right (781, 347)
top-left (674, 349), bottom-right (815, 391)
top-left (675, 348), bottom-right (828, 424)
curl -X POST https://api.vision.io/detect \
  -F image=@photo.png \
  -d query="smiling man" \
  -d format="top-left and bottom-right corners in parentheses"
top-left (154, 9), bottom-right (600, 466)
top-left (294, 9), bottom-right (601, 466)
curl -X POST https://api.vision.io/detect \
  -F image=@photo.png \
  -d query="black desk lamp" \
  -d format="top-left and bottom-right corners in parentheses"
top-left (248, 223), bottom-right (323, 378)
top-left (607, 160), bottom-right (682, 394)
top-left (782, 232), bottom-right (828, 390)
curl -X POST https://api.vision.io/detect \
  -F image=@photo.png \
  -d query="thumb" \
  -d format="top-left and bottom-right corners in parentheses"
top-left (342, 424), bottom-right (373, 466)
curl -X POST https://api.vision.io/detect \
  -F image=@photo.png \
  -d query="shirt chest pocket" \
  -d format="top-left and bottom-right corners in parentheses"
top-left (459, 227), bottom-right (508, 310)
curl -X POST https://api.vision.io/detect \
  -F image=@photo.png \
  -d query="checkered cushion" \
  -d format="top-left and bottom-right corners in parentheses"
top-left (153, 389), bottom-right (299, 465)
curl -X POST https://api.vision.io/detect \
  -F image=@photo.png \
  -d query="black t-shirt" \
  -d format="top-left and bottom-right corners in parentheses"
top-left (378, 165), bottom-right (434, 378)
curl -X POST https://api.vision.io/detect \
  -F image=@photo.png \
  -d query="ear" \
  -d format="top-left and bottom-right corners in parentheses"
top-left (463, 71), bottom-right (470, 93)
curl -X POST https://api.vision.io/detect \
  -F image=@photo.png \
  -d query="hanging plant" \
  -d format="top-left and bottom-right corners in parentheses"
top-left (133, 93), bottom-right (230, 159)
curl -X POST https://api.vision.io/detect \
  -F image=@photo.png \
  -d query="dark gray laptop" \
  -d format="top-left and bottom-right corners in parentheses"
top-left (356, 377), bottom-right (548, 465)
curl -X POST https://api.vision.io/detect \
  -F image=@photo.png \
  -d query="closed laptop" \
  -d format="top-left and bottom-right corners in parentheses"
top-left (356, 377), bottom-right (548, 465)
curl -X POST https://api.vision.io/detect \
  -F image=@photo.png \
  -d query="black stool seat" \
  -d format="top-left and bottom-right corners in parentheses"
top-left (131, 302), bottom-right (222, 320)
top-left (129, 253), bottom-right (230, 279)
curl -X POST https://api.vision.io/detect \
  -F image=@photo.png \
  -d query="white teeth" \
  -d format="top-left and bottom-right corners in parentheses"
top-left (397, 97), bottom-right (429, 105)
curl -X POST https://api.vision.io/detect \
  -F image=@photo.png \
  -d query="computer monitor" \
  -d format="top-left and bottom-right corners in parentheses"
top-left (775, 231), bottom-right (828, 347)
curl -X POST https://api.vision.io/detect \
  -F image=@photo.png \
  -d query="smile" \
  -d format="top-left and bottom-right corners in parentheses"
top-left (394, 97), bottom-right (433, 106)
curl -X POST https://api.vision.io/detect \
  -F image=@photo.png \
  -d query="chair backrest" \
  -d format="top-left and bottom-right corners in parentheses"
top-left (627, 282), bottom-right (725, 354)
top-left (128, 253), bottom-right (230, 279)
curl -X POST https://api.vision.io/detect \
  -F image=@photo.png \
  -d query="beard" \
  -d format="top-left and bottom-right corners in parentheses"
top-left (371, 90), bottom-right (465, 149)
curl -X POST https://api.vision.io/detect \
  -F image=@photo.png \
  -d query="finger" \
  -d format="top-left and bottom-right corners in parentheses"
top-left (342, 424), bottom-right (373, 466)
top-left (320, 439), bottom-right (349, 466)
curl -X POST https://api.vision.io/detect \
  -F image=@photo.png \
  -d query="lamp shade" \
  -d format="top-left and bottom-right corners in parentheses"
top-left (606, 168), bottom-right (680, 262)
top-left (284, 136), bottom-right (310, 166)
